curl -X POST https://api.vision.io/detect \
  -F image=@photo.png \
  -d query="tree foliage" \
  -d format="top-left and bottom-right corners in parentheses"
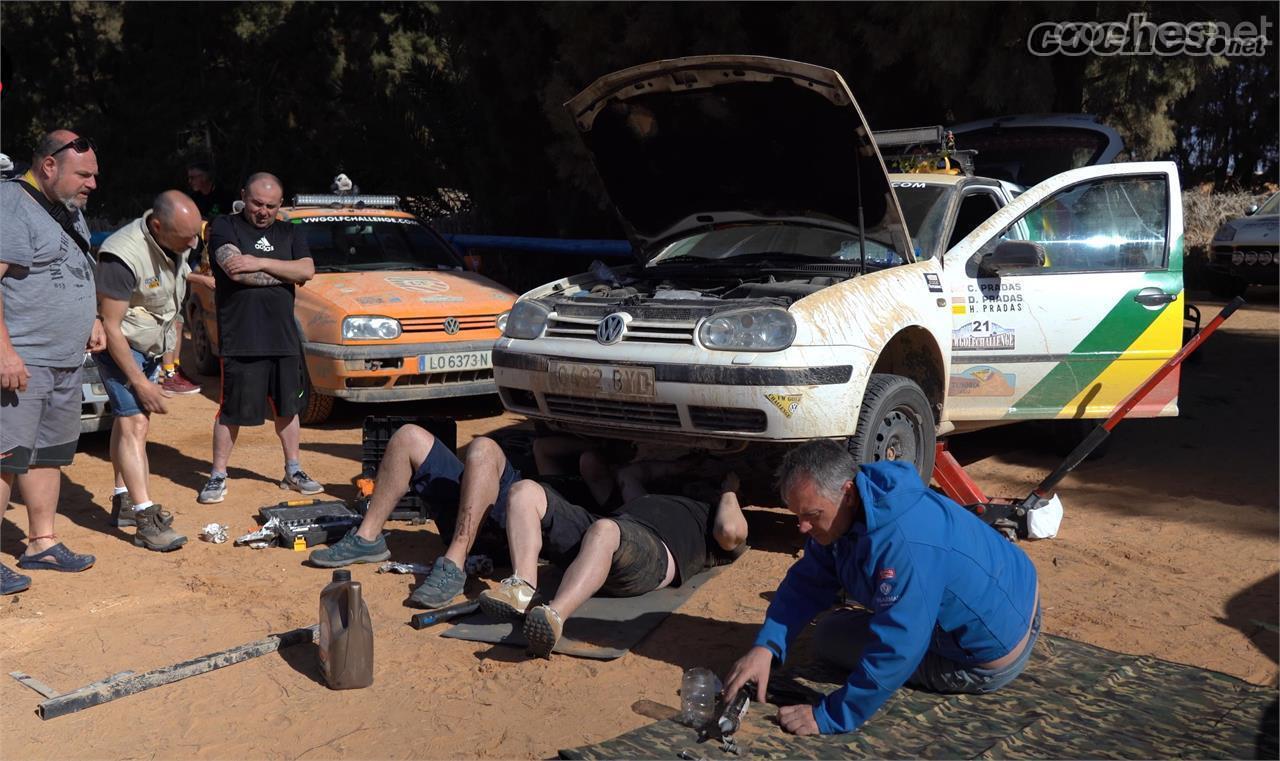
top-left (1, 1), bottom-right (1274, 232)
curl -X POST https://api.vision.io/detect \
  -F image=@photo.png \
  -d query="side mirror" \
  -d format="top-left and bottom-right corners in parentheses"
top-left (977, 240), bottom-right (1046, 276)
top-left (1245, 204), bottom-right (1260, 216)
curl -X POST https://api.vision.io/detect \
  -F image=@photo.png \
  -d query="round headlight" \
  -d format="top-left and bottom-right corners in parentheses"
top-left (1245, 252), bottom-right (1258, 265)
top-left (697, 308), bottom-right (796, 352)
top-left (1232, 252), bottom-right (1245, 265)
top-left (496, 311), bottom-right (510, 332)
top-left (504, 300), bottom-right (551, 340)
top-left (1259, 252), bottom-right (1273, 266)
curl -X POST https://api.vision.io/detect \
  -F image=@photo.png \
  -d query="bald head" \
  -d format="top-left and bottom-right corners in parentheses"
top-left (148, 190), bottom-right (203, 253)
top-left (32, 129), bottom-right (98, 210)
top-left (241, 171), bottom-right (284, 229)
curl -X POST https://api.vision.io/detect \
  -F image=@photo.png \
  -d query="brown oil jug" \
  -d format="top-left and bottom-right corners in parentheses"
top-left (318, 569), bottom-right (374, 689)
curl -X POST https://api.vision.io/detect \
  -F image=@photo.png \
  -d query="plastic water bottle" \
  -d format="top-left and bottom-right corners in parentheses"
top-left (679, 667), bottom-right (722, 729)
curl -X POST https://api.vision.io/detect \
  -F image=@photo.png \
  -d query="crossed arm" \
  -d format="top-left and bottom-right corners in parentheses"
top-left (214, 243), bottom-right (314, 286)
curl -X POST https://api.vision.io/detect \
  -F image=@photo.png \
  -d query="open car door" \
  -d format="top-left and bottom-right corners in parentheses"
top-left (941, 161), bottom-right (1183, 423)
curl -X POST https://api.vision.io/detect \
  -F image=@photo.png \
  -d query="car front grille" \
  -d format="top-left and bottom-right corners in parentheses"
top-left (345, 369), bottom-right (494, 389)
top-left (688, 406), bottom-right (768, 433)
top-left (545, 314), bottom-right (697, 345)
top-left (400, 314), bottom-right (500, 334)
top-left (544, 394), bottom-right (680, 427)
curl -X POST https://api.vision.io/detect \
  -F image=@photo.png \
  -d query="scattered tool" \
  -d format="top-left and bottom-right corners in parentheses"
top-left (260, 499), bottom-right (360, 548)
top-left (410, 600), bottom-right (480, 629)
top-left (936, 296), bottom-right (1246, 538)
top-left (13, 625), bottom-right (317, 720)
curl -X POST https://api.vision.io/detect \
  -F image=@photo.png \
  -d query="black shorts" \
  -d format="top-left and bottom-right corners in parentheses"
top-left (602, 517), bottom-right (669, 597)
top-left (538, 484), bottom-right (600, 567)
top-left (218, 355), bottom-right (304, 426)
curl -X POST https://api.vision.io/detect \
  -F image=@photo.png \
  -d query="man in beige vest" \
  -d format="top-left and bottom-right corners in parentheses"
top-left (95, 191), bottom-right (202, 552)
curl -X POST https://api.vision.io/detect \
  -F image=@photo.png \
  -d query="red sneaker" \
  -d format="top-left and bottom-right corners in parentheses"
top-left (160, 371), bottom-right (202, 395)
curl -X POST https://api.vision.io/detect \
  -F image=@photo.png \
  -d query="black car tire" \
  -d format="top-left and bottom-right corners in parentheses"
top-left (299, 362), bottom-right (335, 425)
top-left (846, 373), bottom-right (936, 481)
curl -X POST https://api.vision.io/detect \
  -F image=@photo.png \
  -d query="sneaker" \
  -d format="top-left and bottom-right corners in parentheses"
top-left (1, 564), bottom-right (31, 595)
top-left (280, 469), bottom-right (323, 496)
top-left (524, 604), bottom-right (563, 658)
top-left (478, 575), bottom-right (538, 620)
top-left (111, 492), bottom-right (135, 527)
top-left (408, 556), bottom-right (466, 609)
top-left (309, 528), bottom-right (390, 568)
top-left (133, 505), bottom-right (188, 552)
top-left (197, 475), bottom-right (227, 504)
top-left (159, 370), bottom-right (201, 395)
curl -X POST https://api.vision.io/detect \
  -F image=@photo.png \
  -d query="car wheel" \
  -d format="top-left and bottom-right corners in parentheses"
top-left (299, 364), bottom-right (335, 425)
top-left (186, 302), bottom-right (219, 376)
top-left (846, 373), bottom-right (936, 481)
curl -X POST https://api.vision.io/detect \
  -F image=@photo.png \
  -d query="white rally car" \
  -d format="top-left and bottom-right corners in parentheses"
top-left (494, 55), bottom-right (1185, 478)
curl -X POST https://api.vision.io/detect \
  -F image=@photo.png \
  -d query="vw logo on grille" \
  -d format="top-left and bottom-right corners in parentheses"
top-left (596, 313), bottom-right (627, 345)
top-left (442, 317), bottom-right (461, 335)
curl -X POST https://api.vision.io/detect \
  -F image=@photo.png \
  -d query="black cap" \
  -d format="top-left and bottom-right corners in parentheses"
top-left (332, 570), bottom-right (352, 582)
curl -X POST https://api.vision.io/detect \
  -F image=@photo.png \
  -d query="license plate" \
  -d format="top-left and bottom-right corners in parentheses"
top-left (548, 360), bottom-right (656, 399)
top-left (418, 350), bottom-right (492, 372)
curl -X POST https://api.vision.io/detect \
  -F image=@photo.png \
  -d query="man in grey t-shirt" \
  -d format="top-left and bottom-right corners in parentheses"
top-left (0, 130), bottom-right (106, 594)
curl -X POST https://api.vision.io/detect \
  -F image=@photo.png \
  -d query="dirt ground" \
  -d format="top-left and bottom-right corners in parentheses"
top-left (2, 292), bottom-right (1276, 760)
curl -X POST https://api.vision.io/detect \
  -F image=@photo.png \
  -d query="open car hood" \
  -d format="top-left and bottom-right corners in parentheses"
top-left (566, 55), bottom-right (911, 260)
top-left (948, 114), bottom-right (1125, 187)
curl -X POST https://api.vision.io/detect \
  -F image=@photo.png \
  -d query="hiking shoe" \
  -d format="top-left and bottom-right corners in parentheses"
top-left (111, 492), bottom-right (135, 527)
top-left (408, 556), bottom-right (466, 609)
top-left (524, 604), bottom-right (563, 658)
top-left (479, 575), bottom-right (538, 620)
top-left (197, 475), bottom-right (227, 504)
top-left (159, 370), bottom-right (201, 395)
top-left (309, 528), bottom-right (390, 568)
top-left (133, 505), bottom-right (188, 552)
top-left (1, 564), bottom-right (31, 595)
top-left (280, 469), bottom-right (323, 496)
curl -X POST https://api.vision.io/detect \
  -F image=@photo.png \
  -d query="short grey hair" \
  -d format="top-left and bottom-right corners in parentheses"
top-left (33, 132), bottom-right (70, 163)
top-left (775, 440), bottom-right (858, 505)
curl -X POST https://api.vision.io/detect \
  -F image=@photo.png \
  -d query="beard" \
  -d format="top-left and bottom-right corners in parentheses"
top-left (59, 191), bottom-right (87, 211)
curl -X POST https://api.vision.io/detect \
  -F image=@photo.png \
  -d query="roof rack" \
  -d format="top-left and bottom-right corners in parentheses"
top-left (873, 125), bottom-right (976, 176)
top-left (292, 194), bottom-right (400, 209)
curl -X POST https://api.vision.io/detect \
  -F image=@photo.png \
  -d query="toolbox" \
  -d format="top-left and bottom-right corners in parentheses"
top-left (259, 499), bottom-right (361, 548)
top-left (354, 416), bottom-right (457, 522)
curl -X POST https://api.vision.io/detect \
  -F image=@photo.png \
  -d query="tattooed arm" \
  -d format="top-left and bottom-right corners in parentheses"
top-left (215, 244), bottom-right (314, 286)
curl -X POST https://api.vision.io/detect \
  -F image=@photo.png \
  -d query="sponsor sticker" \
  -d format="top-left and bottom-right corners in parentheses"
top-left (949, 366), bottom-right (1017, 397)
top-left (924, 273), bottom-right (943, 293)
top-left (878, 568), bottom-right (896, 580)
top-left (952, 320), bottom-right (1015, 351)
top-left (964, 280), bottom-right (1024, 314)
top-left (356, 296), bottom-right (384, 305)
top-left (386, 275), bottom-right (449, 293)
top-left (951, 296), bottom-right (967, 316)
top-left (765, 392), bottom-right (803, 418)
top-left (144, 276), bottom-right (161, 289)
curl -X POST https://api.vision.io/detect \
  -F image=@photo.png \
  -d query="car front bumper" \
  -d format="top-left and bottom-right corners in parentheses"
top-left (303, 338), bottom-right (497, 402)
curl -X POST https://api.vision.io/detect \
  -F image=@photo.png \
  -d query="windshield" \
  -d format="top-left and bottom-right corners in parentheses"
top-left (647, 224), bottom-right (904, 268)
top-left (1258, 192), bottom-right (1280, 216)
top-left (297, 217), bottom-right (463, 272)
top-left (891, 183), bottom-right (953, 259)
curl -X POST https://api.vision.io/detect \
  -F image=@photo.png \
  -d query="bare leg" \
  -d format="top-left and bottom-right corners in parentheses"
top-left (503, 480), bottom-right (548, 587)
top-left (355, 425), bottom-right (433, 542)
top-left (274, 413), bottom-right (301, 464)
top-left (546, 519), bottom-right (621, 620)
top-left (110, 414), bottom-right (152, 504)
top-left (442, 436), bottom-right (506, 567)
top-left (15, 467), bottom-right (63, 555)
top-left (211, 418), bottom-right (238, 473)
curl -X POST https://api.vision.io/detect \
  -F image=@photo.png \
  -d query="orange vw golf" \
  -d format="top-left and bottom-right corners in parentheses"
top-left (186, 193), bottom-right (517, 423)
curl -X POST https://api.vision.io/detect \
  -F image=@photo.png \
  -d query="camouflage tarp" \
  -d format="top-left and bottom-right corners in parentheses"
top-left (560, 635), bottom-right (1278, 760)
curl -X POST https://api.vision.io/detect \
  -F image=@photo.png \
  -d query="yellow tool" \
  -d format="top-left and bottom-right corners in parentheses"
top-left (293, 536), bottom-right (306, 552)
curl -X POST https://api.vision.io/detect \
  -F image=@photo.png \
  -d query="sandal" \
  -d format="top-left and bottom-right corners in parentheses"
top-left (17, 542), bottom-right (95, 572)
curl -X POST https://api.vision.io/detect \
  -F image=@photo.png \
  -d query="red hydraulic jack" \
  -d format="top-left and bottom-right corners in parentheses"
top-left (932, 296), bottom-right (1246, 540)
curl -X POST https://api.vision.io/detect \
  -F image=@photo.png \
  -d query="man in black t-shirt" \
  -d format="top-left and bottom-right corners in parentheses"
top-left (197, 172), bottom-right (318, 505)
top-left (480, 470), bottom-right (749, 658)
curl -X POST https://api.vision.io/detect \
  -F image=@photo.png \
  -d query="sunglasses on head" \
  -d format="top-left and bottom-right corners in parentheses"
top-left (50, 136), bottom-right (97, 157)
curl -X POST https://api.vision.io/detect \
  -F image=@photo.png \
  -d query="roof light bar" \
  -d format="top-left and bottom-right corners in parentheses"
top-left (872, 126), bottom-right (945, 149)
top-left (292, 194), bottom-right (400, 209)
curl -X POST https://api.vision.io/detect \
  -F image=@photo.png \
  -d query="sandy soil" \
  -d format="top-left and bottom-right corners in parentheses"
top-left (2, 292), bottom-right (1276, 760)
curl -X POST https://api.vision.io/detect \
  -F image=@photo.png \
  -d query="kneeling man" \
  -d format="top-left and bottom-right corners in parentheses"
top-left (480, 472), bottom-right (749, 658)
top-left (724, 440), bottom-right (1040, 735)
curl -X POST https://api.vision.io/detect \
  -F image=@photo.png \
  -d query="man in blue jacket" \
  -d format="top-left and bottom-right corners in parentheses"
top-left (724, 440), bottom-right (1040, 735)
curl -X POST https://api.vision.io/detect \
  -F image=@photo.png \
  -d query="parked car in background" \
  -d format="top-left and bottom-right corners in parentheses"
top-left (80, 352), bottom-right (113, 434)
top-left (186, 193), bottom-right (518, 424)
top-left (1208, 191), bottom-right (1279, 296)
top-left (494, 55), bottom-right (1186, 479)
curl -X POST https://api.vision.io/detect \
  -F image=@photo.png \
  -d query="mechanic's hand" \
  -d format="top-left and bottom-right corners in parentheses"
top-left (723, 645), bottom-right (772, 704)
top-left (0, 348), bottom-right (30, 393)
top-left (134, 380), bottom-right (172, 414)
top-left (86, 319), bottom-right (107, 352)
top-left (221, 253), bottom-right (265, 275)
top-left (778, 704), bottom-right (820, 736)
